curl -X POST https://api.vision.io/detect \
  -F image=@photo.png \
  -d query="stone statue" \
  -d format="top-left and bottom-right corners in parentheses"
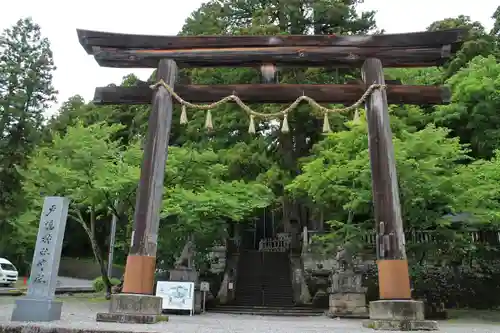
top-left (335, 246), bottom-right (353, 272)
top-left (169, 234), bottom-right (199, 283)
top-left (174, 237), bottom-right (195, 269)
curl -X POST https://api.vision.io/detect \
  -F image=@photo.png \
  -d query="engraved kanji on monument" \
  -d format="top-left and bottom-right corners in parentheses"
top-left (11, 196), bottom-right (70, 322)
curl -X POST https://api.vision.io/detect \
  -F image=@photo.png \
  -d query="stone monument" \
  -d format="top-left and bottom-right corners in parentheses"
top-left (11, 197), bottom-right (70, 322)
top-left (328, 248), bottom-right (369, 318)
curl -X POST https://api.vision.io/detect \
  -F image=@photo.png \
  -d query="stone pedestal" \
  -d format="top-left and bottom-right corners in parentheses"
top-left (169, 267), bottom-right (199, 284)
top-left (328, 268), bottom-right (368, 318)
top-left (363, 300), bottom-right (438, 331)
top-left (329, 292), bottom-right (368, 318)
top-left (96, 293), bottom-right (167, 324)
top-left (11, 297), bottom-right (63, 322)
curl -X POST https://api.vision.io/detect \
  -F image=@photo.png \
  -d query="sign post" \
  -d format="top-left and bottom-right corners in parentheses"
top-left (155, 281), bottom-right (195, 316)
top-left (200, 281), bottom-right (210, 313)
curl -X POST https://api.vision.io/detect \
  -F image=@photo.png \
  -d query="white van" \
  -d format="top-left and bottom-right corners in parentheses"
top-left (0, 258), bottom-right (18, 287)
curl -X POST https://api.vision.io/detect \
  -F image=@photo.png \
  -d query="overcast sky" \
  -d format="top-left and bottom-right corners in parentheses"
top-left (1, 0), bottom-right (498, 116)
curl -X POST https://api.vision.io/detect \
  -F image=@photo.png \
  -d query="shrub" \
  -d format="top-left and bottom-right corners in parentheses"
top-left (410, 262), bottom-right (500, 309)
top-left (363, 261), bottom-right (500, 310)
top-left (92, 276), bottom-right (121, 293)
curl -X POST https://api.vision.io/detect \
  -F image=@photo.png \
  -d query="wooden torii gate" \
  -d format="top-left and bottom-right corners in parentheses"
top-left (77, 29), bottom-right (464, 329)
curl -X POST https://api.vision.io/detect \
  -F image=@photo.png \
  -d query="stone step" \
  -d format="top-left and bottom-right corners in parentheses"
top-left (237, 281), bottom-right (292, 286)
top-left (259, 291), bottom-right (293, 294)
top-left (260, 291), bottom-right (294, 295)
top-left (235, 294), bottom-right (293, 299)
top-left (211, 305), bottom-right (325, 317)
top-left (234, 297), bottom-right (295, 304)
top-left (236, 290), bottom-right (293, 296)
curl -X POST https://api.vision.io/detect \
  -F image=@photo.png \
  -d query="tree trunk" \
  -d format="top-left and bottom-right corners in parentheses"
top-left (75, 208), bottom-right (113, 295)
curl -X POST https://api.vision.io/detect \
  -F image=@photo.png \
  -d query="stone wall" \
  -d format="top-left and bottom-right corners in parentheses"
top-left (58, 257), bottom-right (124, 279)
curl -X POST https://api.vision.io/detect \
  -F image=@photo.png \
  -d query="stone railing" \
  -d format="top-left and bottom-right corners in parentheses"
top-left (361, 230), bottom-right (500, 245)
top-left (259, 236), bottom-right (291, 252)
top-left (304, 229), bottom-right (500, 246)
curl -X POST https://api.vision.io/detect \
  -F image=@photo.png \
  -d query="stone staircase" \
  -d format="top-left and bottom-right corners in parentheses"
top-left (212, 250), bottom-right (323, 316)
top-left (234, 250), bottom-right (264, 306)
top-left (261, 251), bottom-right (294, 306)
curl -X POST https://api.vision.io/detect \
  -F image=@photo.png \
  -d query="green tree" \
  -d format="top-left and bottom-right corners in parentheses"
top-left (47, 78), bottom-right (148, 146)
top-left (177, 0), bottom-right (378, 235)
top-left (435, 55), bottom-right (500, 159)
top-left (453, 150), bottom-right (500, 226)
top-left (158, 147), bottom-right (273, 268)
top-left (491, 6), bottom-right (500, 42)
top-left (18, 122), bottom-right (140, 294)
top-left (288, 119), bottom-right (469, 261)
top-left (427, 14), bottom-right (499, 79)
top-left (20, 120), bottom-right (274, 288)
top-left (0, 17), bottom-right (56, 261)
top-left (46, 95), bottom-right (94, 136)
top-left (182, 0), bottom-right (376, 36)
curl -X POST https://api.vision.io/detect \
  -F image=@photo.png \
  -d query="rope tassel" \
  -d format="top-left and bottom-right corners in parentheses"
top-left (322, 112), bottom-right (331, 133)
top-left (281, 114), bottom-right (289, 133)
top-left (147, 80), bottom-right (385, 133)
top-left (353, 109), bottom-right (360, 122)
top-left (248, 115), bottom-right (256, 134)
top-left (180, 104), bottom-right (188, 124)
top-left (205, 110), bottom-right (213, 130)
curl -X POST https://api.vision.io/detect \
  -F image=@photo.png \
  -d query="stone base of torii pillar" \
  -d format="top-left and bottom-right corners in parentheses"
top-left (363, 300), bottom-right (438, 331)
top-left (96, 294), bottom-right (167, 324)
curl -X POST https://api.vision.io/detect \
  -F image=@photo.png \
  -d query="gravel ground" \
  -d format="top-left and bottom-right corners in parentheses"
top-left (0, 297), bottom-right (499, 333)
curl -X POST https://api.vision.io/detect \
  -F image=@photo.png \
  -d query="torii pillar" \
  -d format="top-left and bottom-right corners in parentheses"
top-left (361, 58), bottom-right (438, 331)
top-left (96, 59), bottom-right (177, 323)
